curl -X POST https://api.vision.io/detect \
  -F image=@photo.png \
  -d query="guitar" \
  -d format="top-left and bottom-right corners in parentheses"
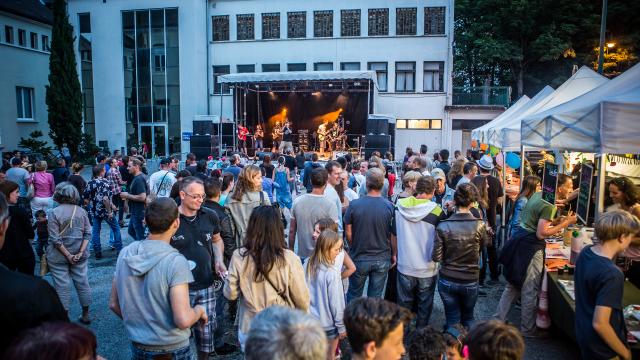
top-left (317, 125), bottom-right (328, 141)
top-left (272, 127), bottom-right (282, 140)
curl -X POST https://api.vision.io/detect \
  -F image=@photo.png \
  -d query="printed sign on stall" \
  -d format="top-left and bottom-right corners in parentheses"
top-left (576, 164), bottom-right (593, 225)
top-left (541, 161), bottom-right (559, 205)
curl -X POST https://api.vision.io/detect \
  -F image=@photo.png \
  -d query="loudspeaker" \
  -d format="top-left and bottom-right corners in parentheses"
top-left (366, 117), bottom-right (388, 135)
top-left (255, 151), bottom-right (273, 161)
top-left (190, 135), bottom-right (215, 160)
top-left (363, 134), bottom-right (391, 159)
top-left (193, 120), bottom-right (213, 135)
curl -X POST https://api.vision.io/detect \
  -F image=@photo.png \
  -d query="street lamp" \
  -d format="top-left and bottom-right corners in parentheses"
top-left (605, 42), bottom-right (615, 55)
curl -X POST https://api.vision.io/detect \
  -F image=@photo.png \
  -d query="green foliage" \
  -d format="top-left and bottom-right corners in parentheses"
top-left (46, 0), bottom-right (83, 157)
top-left (76, 133), bottom-right (101, 164)
top-left (454, 0), bottom-right (639, 98)
top-left (18, 131), bottom-right (53, 157)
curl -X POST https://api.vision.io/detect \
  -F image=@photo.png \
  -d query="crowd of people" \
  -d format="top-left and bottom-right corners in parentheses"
top-left (0, 143), bottom-right (639, 360)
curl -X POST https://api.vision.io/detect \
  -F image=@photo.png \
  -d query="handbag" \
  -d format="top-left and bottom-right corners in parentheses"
top-left (263, 270), bottom-right (292, 307)
top-left (26, 174), bottom-right (35, 200)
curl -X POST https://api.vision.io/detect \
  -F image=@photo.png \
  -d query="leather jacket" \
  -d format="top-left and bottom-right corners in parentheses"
top-left (433, 212), bottom-right (490, 282)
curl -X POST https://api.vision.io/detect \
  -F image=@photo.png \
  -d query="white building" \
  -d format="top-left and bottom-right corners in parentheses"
top-left (0, 1), bottom-right (53, 153)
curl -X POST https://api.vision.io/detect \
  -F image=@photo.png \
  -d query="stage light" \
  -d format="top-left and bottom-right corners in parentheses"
top-left (312, 91), bottom-right (321, 96)
top-left (328, 83), bottom-right (333, 87)
top-left (354, 82), bottom-right (361, 86)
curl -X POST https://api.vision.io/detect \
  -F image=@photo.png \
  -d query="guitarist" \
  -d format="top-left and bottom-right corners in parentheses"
top-left (317, 121), bottom-right (328, 156)
top-left (254, 124), bottom-right (264, 152)
top-left (237, 124), bottom-right (249, 155)
top-left (272, 121), bottom-right (283, 152)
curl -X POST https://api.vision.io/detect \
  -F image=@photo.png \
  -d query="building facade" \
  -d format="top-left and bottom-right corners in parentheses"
top-left (0, 1), bottom-right (52, 152)
top-left (209, 0), bottom-right (455, 159)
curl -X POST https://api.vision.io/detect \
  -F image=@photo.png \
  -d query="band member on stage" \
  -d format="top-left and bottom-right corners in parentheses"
top-left (254, 124), bottom-right (264, 152)
top-left (317, 121), bottom-right (328, 156)
top-left (272, 121), bottom-right (283, 151)
top-left (279, 121), bottom-right (293, 153)
top-left (237, 124), bottom-right (249, 155)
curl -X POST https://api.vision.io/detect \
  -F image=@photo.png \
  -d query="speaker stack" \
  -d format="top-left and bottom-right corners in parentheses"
top-left (191, 120), bottom-right (214, 160)
top-left (364, 117), bottom-right (391, 159)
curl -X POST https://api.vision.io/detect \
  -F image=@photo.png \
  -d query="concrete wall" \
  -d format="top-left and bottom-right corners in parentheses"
top-left (0, 12), bottom-right (52, 152)
top-left (67, 0), bottom-right (209, 154)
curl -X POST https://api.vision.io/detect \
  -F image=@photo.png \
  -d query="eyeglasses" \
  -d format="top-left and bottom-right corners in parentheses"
top-left (183, 192), bottom-right (206, 200)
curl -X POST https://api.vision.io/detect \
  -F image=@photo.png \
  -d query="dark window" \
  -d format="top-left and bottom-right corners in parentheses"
top-left (237, 14), bottom-right (254, 40)
top-left (424, 7), bottom-right (446, 35)
top-left (340, 62), bottom-right (360, 70)
top-left (41, 35), bottom-right (49, 51)
top-left (16, 87), bottom-right (34, 119)
top-left (287, 11), bottom-right (306, 38)
top-left (368, 62), bottom-right (388, 92)
top-left (79, 13), bottom-right (91, 32)
top-left (18, 29), bottom-right (26, 46)
top-left (4, 25), bottom-right (13, 44)
top-left (262, 63), bottom-right (280, 72)
top-left (423, 61), bottom-right (444, 92)
top-left (314, 62), bottom-right (333, 71)
top-left (395, 62), bottom-right (415, 92)
top-left (30, 32), bottom-right (38, 49)
top-left (212, 15), bottom-right (229, 41)
top-left (313, 10), bottom-right (333, 38)
top-left (213, 65), bottom-right (230, 94)
top-left (452, 119), bottom-right (490, 130)
top-left (396, 8), bottom-right (417, 35)
top-left (340, 9), bottom-right (360, 37)
top-left (262, 12), bottom-right (280, 39)
top-left (368, 8), bottom-right (388, 36)
top-left (237, 64), bottom-right (255, 73)
top-left (287, 63), bottom-right (306, 71)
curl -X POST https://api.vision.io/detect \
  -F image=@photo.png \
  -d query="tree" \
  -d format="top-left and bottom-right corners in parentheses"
top-left (18, 131), bottom-right (53, 157)
top-left (46, 0), bottom-right (83, 156)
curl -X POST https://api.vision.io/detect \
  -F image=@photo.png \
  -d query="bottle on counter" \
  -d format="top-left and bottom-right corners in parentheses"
top-left (570, 230), bottom-right (582, 265)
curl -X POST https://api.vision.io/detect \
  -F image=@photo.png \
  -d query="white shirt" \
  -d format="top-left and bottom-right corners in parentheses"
top-left (456, 176), bottom-right (471, 188)
top-left (148, 170), bottom-right (177, 198)
top-left (344, 188), bottom-right (359, 202)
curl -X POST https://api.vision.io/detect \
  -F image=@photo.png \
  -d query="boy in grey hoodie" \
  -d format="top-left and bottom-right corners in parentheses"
top-left (109, 198), bottom-right (208, 359)
top-left (394, 176), bottom-right (444, 328)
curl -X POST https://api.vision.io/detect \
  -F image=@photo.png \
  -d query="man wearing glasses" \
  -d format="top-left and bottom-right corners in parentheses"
top-left (171, 176), bottom-right (226, 360)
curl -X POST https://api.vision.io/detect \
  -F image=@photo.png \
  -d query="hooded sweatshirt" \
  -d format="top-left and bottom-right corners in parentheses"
top-left (114, 240), bottom-right (194, 348)
top-left (395, 197), bottom-right (444, 278)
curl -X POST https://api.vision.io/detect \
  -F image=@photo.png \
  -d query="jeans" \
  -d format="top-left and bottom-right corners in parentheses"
top-left (130, 343), bottom-right (192, 360)
top-left (255, 139), bottom-right (263, 150)
top-left (92, 216), bottom-right (122, 254)
top-left (213, 280), bottom-right (227, 348)
top-left (128, 211), bottom-right (145, 240)
top-left (494, 250), bottom-right (544, 334)
top-left (347, 259), bottom-right (390, 303)
top-left (48, 259), bottom-right (91, 310)
top-left (397, 272), bottom-right (437, 328)
top-left (438, 277), bottom-right (479, 329)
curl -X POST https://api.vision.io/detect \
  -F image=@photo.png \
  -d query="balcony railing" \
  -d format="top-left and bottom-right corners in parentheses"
top-left (452, 86), bottom-right (511, 107)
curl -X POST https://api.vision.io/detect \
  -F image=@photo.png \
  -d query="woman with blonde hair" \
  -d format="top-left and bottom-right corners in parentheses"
top-left (225, 164), bottom-right (271, 246)
top-left (31, 160), bottom-right (55, 220)
top-left (448, 159), bottom-right (466, 188)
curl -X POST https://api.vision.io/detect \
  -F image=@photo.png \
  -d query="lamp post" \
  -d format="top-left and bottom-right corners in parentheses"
top-left (596, 0), bottom-right (608, 74)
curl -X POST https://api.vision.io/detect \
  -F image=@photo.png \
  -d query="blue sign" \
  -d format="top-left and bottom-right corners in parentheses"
top-left (182, 132), bottom-right (192, 141)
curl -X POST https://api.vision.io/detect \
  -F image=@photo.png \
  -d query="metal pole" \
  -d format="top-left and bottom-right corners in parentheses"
top-left (597, 0), bottom-right (608, 74)
top-left (595, 153), bottom-right (607, 219)
top-left (367, 80), bottom-right (371, 116)
top-left (520, 145), bottom-right (526, 192)
top-left (501, 151), bottom-right (507, 231)
top-left (219, 88), bottom-right (224, 157)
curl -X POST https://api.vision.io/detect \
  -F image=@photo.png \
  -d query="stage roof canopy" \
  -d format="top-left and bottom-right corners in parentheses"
top-left (218, 70), bottom-right (378, 85)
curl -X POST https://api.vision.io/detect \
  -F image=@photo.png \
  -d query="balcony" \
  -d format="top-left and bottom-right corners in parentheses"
top-left (452, 86), bottom-right (511, 107)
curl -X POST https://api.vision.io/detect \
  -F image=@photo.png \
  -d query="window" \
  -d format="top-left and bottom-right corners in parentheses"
top-left (340, 9), bottom-right (360, 37)
top-left (424, 7), bottom-right (446, 35)
top-left (237, 64), bottom-right (255, 73)
top-left (396, 8), bottom-right (417, 35)
top-left (154, 54), bottom-right (166, 72)
top-left (262, 63), bottom-right (280, 72)
top-left (396, 119), bottom-right (442, 129)
top-left (213, 65), bottom-right (230, 94)
top-left (340, 62), bottom-right (360, 70)
top-left (287, 63), bottom-right (306, 71)
top-left (4, 25), bottom-right (13, 44)
top-left (18, 29), bottom-right (26, 46)
top-left (79, 13), bottom-right (91, 32)
top-left (423, 61), bottom-right (444, 92)
top-left (314, 62), bottom-right (333, 71)
top-left (368, 62), bottom-right (388, 92)
top-left (30, 32), bottom-right (38, 49)
top-left (16, 87), bottom-right (34, 120)
top-left (41, 35), bottom-right (49, 51)
top-left (395, 62), bottom-right (415, 92)
top-left (212, 15), bottom-right (229, 41)
top-left (262, 13), bottom-right (280, 39)
top-left (368, 8), bottom-right (388, 36)
top-left (314, 10), bottom-right (333, 38)
top-left (237, 14), bottom-right (254, 40)
top-left (287, 11), bottom-right (306, 38)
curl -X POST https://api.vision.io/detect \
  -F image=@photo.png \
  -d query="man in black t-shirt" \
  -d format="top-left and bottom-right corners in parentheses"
top-left (476, 155), bottom-right (503, 283)
top-left (120, 158), bottom-right (147, 240)
top-left (170, 177), bottom-right (226, 360)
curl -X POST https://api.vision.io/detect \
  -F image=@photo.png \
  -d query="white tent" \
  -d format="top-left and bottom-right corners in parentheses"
top-left (521, 63), bottom-right (640, 154)
top-left (491, 66), bottom-right (607, 150)
top-left (471, 95), bottom-right (530, 143)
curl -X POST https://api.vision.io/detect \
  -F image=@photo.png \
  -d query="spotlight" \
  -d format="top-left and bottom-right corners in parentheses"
top-left (312, 91), bottom-right (321, 96)
top-left (328, 83), bottom-right (333, 87)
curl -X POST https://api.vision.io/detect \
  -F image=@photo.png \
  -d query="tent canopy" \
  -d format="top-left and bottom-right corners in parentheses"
top-left (492, 67), bottom-right (607, 150)
top-left (471, 95), bottom-right (530, 142)
top-left (522, 63), bottom-right (640, 154)
top-left (218, 70), bottom-right (378, 85)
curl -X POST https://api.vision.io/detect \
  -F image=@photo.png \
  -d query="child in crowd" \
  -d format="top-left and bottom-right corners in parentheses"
top-left (575, 210), bottom-right (639, 360)
top-left (305, 229), bottom-right (346, 360)
top-left (33, 210), bottom-right (48, 257)
top-left (313, 218), bottom-right (356, 282)
top-left (442, 325), bottom-right (467, 360)
top-left (408, 326), bottom-right (446, 360)
top-left (260, 167), bottom-right (275, 203)
top-left (466, 320), bottom-right (524, 360)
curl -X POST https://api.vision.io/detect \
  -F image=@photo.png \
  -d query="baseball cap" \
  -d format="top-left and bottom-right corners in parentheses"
top-left (431, 168), bottom-right (446, 181)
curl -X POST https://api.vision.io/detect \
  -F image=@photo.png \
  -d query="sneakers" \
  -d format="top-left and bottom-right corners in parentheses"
top-left (214, 343), bottom-right (238, 355)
